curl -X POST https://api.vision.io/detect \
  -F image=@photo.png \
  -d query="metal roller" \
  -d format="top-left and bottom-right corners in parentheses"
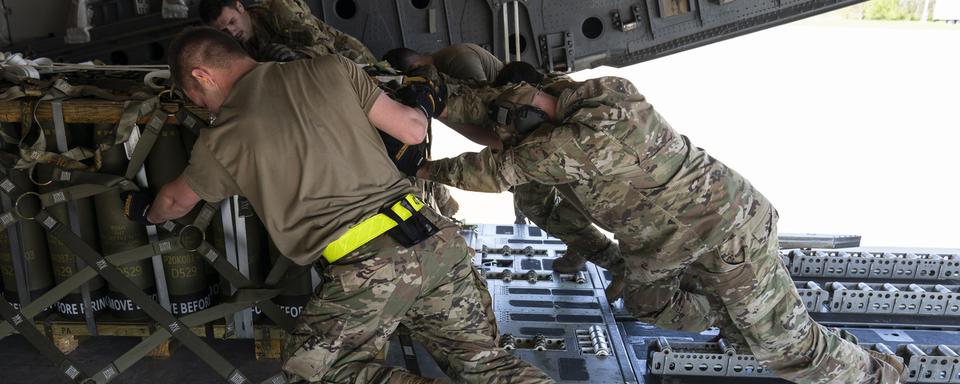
top-left (805, 281), bottom-right (822, 290)
top-left (501, 333), bottom-right (516, 350)
top-left (935, 345), bottom-right (958, 357)
top-left (882, 283), bottom-right (899, 292)
top-left (856, 282), bottom-right (873, 291)
top-left (589, 325), bottom-right (610, 356)
top-left (522, 245), bottom-right (534, 256)
top-left (874, 343), bottom-right (896, 356)
top-left (718, 338), bottom-right (736, 356)
top-left (500, 269), bottom-right (513, 282)
top-left (574, 271), bottom-right (586, 284)
top-left (830, 282), bottom-right (847, 291)
top-left (500, 245), bottom-right (511, 255)
top-left (905, 344), bottom-right (927, 357)
top-left (656, 336), bottom-right (672, 353)
top-left (533, 334), bottom-right (547, 351)
top-left (908, 284), bottom-right (925, 293)
top-left (526, 269), bottom-right (537, 284)
top-left (94, 143), bottom-right (156, 319)
top-left (935, 285), bottom-right (952, 294)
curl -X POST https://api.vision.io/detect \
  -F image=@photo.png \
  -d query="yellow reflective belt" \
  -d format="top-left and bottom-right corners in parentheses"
top-left (321, 194), bottom-right (425, 263)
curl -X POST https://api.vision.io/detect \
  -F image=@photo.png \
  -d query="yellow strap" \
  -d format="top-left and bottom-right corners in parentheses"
top-left (322, 194), bottom-right (425, 263)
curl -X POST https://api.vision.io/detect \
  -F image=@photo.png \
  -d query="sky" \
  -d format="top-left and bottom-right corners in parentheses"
top-left (431, 18), bottom-right (960, 250)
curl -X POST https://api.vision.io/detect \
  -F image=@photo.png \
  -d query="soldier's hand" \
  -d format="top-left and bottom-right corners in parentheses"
top-left (265, 43), bottom-right (301, 62)
top-left (399, 65), bottom-right (447, 117)
top-left (416, 162), bottom-right (431, 179)
top-left (120, 190), bottom-right (154, 226)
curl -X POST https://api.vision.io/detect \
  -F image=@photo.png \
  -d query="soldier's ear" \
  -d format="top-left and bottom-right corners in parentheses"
top-left (191, 68), bottom-right (214, 88)
top-left (234, 1), bottom-right (245, 13)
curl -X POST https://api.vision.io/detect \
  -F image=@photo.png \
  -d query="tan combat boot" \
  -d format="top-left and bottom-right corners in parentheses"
top-left (867, 350), bottom-right (906, 384)
top-left (552, 249), bottom-right (587, 273)
top-left (605, 271), bottom-right (625, 302)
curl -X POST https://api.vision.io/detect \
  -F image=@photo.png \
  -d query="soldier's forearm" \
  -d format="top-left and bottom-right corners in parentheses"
top-left (423, 151), bottom-right (514, 193)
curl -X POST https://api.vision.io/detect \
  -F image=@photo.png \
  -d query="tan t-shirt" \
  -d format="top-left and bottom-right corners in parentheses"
top-left (431, 43), bottom-right (504, 83)
top-left (182, 55), bottom-right (415, 265)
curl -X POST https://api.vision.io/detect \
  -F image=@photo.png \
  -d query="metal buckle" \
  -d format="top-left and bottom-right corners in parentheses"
top-left (177, 224), bottom-right (206, 252)
top-left (27, 163), bottom-right (55, 186)
top-left (14, 191), bottom-right (42, 220)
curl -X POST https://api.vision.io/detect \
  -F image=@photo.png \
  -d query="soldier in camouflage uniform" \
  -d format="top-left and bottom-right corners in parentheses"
top-left (152, 28), bottom-right (552, 383)
top-left (199, 0), bottom-right (376, 64)
top-left (419, 78), bottom-right (905, 383)
top-left (438, 66), bottom-right (624, 287)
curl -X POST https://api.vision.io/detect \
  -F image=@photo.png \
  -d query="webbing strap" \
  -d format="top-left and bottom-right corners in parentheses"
top-left (37, 184), bottom-right (116, 208)
top-left (0, 239), bottom-right (179, 339)
top-left (0, 295), bottom-right (89, 382)
top-left (0, 171), bottom-right (248, 384)
top-left (123, 108), bottom-right (167, 180)
top-left (32, 166), bottom-right (138, 191)
top-left (175, 107), bottom-right (208, 136)
top-left (34, 210), bottom-right (249, 383)
top-left (92, 288), bottom-right (284, 383)
top-left (160, 217), bottom-right (298, 333)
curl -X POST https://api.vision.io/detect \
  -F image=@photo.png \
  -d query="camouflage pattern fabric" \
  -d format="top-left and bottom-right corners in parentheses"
top-left (424, 77), bottom-right (901, 383)
top-left (414, 178), bottom-right (459, 218)
top-left (511, 182), bottom-right (622, 272)
top-left (245, 0), bottom-right (376, 64)
top-left (282, 208), bottom-right (553, 383)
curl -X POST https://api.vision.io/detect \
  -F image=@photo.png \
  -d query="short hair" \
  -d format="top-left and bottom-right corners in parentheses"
top-left (493, 61), bottom-right (545, 87)
top-left (168, 26), bottom-right (249, 90)
top-left (199, 0), bottom-right (238, 24)
top-left (382, 48), bottom-right (421, 71)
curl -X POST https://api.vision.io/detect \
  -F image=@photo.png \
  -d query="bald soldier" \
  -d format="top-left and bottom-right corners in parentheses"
top-left (125, 27), bottom-right (552, 383)
top-left (199, 0), bottom-right (376, 64)
top-left (418, 79), bottom-right (906, 384)
top-left (384, 44), bottom-right (504, 83)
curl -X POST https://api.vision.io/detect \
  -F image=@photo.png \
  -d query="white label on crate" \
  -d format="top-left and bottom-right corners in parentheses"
top-left (101, 366), bottom-right (117, 380)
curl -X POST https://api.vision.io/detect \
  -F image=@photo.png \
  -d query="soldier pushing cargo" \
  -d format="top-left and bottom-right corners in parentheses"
top-left (123, 27), bottom-right (553, 383)
top-left (198, 0), bottom-right (376, 64)
top-left (419, 79), bottom-right (907, 383)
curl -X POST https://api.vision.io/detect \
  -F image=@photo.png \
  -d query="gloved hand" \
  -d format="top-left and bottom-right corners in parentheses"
top-left (121, 190), bottom-right (154, 226)
top-left (379, 131), bottom-right (427, 177)
top-left (397, 65), bottom-right (447, 118)
top-left (265, 43), bottom-right (301, 62)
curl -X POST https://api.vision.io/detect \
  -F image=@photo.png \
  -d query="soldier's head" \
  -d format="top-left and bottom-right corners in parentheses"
top-left (382, 48), bottom-right (432, 72)
top-left (493, 62), bottom-right (545, 87)
top-left (488, 83), bottom-right (557, 145)
top-left (168, 27), bottom-right (256, 114)
top-left (199, 0), bottom-right (255, 43)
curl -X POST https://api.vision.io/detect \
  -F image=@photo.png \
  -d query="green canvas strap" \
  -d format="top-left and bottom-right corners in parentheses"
top-left (123, 108), bottom-right (167, 180)
top-left (29, 164), bottom-right (138, 191)
top-left (0, 172), bottom-right (252, 384)
top-left (0, 295), bottom-right (90, 382)
top-left (0, 238), bottom-right (179, 339)
top-left (174, 107), bottom-right (208, 136)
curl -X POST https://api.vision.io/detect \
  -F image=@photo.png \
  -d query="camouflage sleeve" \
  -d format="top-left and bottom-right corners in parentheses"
top-left (425, 123), bottom-right (587, 192)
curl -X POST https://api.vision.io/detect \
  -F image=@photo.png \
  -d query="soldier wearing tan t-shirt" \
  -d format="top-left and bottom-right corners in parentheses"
top-left (130, 27), bottom-right (553, 384)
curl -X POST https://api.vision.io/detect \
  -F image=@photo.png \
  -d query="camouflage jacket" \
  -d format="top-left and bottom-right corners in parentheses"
top-left (427, 77), bottom-right (774, 283)
top-left (244, 0), bottom-right (376, 64)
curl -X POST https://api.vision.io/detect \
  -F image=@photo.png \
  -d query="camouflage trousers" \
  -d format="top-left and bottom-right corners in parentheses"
top-left (282, 208), bottom-right (553, 383)
top-left (511, 182), bottom-right (623, 271)
top-left (623, 213), bottom-right (879, 384)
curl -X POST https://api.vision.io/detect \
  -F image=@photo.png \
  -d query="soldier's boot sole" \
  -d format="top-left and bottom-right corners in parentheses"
top-left (866, 350), bottom-right (906, 384)
top-left (552, 252), bottom-right (587, 273)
